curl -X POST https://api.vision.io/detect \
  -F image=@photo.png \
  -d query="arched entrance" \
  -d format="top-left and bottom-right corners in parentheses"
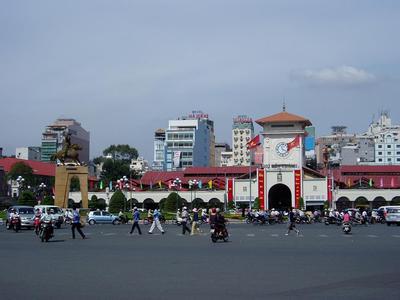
top-left (355, 197), bottom-right (369, 209)
top-left (268, 184), bottom-right (292, 210)
top-left (372, 197), bottom-right (386, 209)
top-left (336, 197), bottom-right (351, 211)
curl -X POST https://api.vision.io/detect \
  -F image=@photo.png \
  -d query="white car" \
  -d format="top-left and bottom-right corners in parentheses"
top-left (385, 208), bottom-right (400, 226)
top-left (34, 205), bottom-right (65, 228)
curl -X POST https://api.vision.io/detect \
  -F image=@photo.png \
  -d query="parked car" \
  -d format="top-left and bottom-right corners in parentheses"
top-left (87, 211), bottom-right (120, 225)
top-left (34, 205), bottom-right (64, 228)
top-left (385, 208), bottom-right (400, 226)
top-left (6, 206), bottom-right (35, 229)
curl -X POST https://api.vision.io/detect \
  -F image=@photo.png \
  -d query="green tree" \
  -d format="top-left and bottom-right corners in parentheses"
top-left (253, 197), bottom-right (260, 210)
top-left (97, 198), bottom-right (107, 211)
top-left (299, 197), bottom-right (305, 210)
top-left (93, 144), bottom-right (140, 182)
top-left (8, 162), bottom-right (35, 186)
top-left (18, 191), bottom-right (36, 207)
top-left (100, 159), bottom-right (131, 182)
top-left (109, 190), bottom-right (127, 213)
top-left (70, 176), bottom-right (81, 191)
top-left (227, 201), bottom-right (236, 210)
top-left (103, 144), bottom-right (139, 162)
top-left (89, 195), bottom-right (98, 210)
top-left (42, 195), bottom-right (54, 205)
top-left (164, 192), bottom-right (182, 212)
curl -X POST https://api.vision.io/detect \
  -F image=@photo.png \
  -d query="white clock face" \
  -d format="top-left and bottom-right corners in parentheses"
top-left (275, 142), bottom-right (289, 157)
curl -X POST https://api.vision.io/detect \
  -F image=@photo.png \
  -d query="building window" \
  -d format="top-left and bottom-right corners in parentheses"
top-left (388, 152), bottom-right (392, 155)
top-left (243, 187), bottom-right (247, 192)
top-left (378, 145), bottom-right (383, 149)
top-left (378, 152), bottom-right (382, 155)
top-left (378, 159), bottom-right (383, 162)
top-left (388, 158), bottom-right (392, 162)
top-left (387, 145), bottom-right (392, 149)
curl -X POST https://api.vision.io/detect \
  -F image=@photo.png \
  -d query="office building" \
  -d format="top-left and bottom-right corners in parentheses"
top-left (232, 115), bottom-right (254, 166)
top-left (164, 111), bottom-right (215, 171)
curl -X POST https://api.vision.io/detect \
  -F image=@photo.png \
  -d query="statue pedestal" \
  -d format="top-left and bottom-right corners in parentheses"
top-left (54, 165), bottom-right (89, 208)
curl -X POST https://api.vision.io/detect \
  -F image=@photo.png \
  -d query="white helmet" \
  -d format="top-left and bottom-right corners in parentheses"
top-left (183, 206), bottom-right (187, 210)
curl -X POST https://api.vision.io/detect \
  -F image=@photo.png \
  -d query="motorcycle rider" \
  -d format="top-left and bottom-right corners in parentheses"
top-left (209, 208), bottom-right (217, 228)
top-left (215, 209), bottom-right (227, 237)
top-left (40, 208), bottom-right (54, 237)
top-left (34, 208), bottom-right (42, 234)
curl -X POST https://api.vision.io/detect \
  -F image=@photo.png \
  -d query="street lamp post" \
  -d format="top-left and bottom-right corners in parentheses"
top-left (117, 176), bottom-right (130, 212)
top-left (173, 178), bottom-right (182, 211)
top-left (188, 179), bottom-right (198, 209)
top-left (38, 182), bottom-right (47, 205)
top-left (16, 176), bottom-right (25, 198)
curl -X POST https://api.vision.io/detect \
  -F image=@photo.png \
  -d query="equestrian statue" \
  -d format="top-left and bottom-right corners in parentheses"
top-left (51, 133), bottom-right (83, 165)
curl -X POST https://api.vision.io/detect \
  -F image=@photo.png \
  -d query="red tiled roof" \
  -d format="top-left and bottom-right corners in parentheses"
top-left (0, 158), bottom-right (55, 177)
top-left (321, 165), bottom-right (400, 188)
top-left (256, 111), bottom-right (312, 126)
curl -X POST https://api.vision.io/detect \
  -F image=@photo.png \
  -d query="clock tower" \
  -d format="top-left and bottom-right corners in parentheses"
top-left (255, 110), bottom-right (312, 210)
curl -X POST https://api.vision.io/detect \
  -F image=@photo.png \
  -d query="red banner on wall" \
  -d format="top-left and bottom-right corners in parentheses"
top-left (294, 170), bottom-right (301, 209)
top-left (227, 178), bottom-right (234, 202)
top-left (258, 169), bottom-right (265, 210)
top-left (327, 177), bottom-right (333, 204)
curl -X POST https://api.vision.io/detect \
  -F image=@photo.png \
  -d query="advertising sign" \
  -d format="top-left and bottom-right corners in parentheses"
top-left (294, 170), bottom-right (301, 209)
top-left (258, 169), bottom-right (265, 210)
top-left (227, 178), bottom-right (234, 202)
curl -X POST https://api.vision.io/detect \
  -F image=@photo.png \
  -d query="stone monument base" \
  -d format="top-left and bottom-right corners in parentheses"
top-left (54, 165), bottom-right (89, 208)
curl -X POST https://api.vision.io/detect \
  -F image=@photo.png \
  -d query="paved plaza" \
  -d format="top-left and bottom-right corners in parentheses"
top-left (1, 222), bottom-right (399, 299)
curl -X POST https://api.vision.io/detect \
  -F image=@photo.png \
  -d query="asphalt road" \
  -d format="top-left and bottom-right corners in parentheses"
top-left (1, 222), bottom-right (399, 300)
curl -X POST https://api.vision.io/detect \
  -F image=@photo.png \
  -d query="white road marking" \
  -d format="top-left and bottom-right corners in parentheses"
top-left (246, 234), bottom-right (255, 237)
top-left (392, 235), bottom-right (400, 238)
top-left (319, 234), bottom-right (328, 238)
top-left (270, 234), bottom-right (279, 237)
top-left (367, 235), bottom-right (378, 238)
top-left (103, 233), bottom-right (116, 236)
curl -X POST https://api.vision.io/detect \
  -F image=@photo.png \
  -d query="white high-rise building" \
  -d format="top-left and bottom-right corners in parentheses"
top-left (164, 111), bottom-right (215, 171)
top-left (232, 115), bottom-right (254, 166)
top-left (367, 112), bottom-right (400, 165)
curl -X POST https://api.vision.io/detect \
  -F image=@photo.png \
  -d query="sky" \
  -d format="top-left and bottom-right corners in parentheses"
top-left (1, 0), bottom-right (400, 161)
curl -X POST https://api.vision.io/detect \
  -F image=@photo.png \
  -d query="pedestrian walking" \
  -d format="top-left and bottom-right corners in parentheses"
top-left (148, 209), bottom-right (165, 234)
top-left (181, 207), bottom-right (191, 235)
top-left (191, 208), bottom-right (201, 235)
top-left (130, 207), bottom-right (142, 235)
top-left (71, 207), bottom-right (86, 239)
top-left (285, 207), bottom-right (300, 236)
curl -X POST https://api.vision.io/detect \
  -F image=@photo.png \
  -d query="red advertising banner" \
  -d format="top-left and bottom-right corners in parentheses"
top-left (227, 178), bottom-right (234, 202)
top-left (327, 177), bottom-right (333, 204)
top-left (294, 170), bottom-right (301, 209)
top-left (258, 169), bottom-right (265, 210)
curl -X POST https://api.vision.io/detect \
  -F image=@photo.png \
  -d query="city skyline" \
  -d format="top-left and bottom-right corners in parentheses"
top-left (1, 1), bottom-right (399, 160)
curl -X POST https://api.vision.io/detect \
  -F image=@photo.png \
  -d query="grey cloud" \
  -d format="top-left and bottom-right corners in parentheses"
top-left (292, 66), bottom-right (377, 87)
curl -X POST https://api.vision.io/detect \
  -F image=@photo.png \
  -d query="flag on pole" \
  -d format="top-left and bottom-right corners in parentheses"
top-left (198, 180), bottom-right (202, 189)
top-left (100, 181), bottom-right (104, 190)
top-left (247, 135), bottom-right (261, 150)
top-left (287, 135), bottom-right (301, 152)
top-left (208, 180), bottom-right (213, 189)
top-left (369, 178), bottom-right (373, 187)
top-left (168, 180), bottom-right (172, 190)
top-left (380, 178), bottom-right (384, 188)
top-left (347, 178), bottom-right (351, 188)
top-left (158, 181), bottom-right (162, 189)
top-left (391, 177), bottom-right (395, 188)
top-left (150, 182), bottom-right (153, 189)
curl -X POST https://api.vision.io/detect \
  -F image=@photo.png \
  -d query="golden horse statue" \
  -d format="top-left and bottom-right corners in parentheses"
top-left (51, 144), bottom-right (83, 165)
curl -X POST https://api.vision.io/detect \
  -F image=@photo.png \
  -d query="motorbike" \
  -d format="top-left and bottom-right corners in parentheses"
top-left (39, 220), bottom-right (54, 243)
top-left (34, 216), bottom-right (41, 235)
top-left (342, 222), bottom-right (352, 234)
top-left (324, 216), bottom-right (342, 226)
top-left (210, 224), bottom-right (229, 243)
top-left (9, 215), bottom-right (21, 232)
